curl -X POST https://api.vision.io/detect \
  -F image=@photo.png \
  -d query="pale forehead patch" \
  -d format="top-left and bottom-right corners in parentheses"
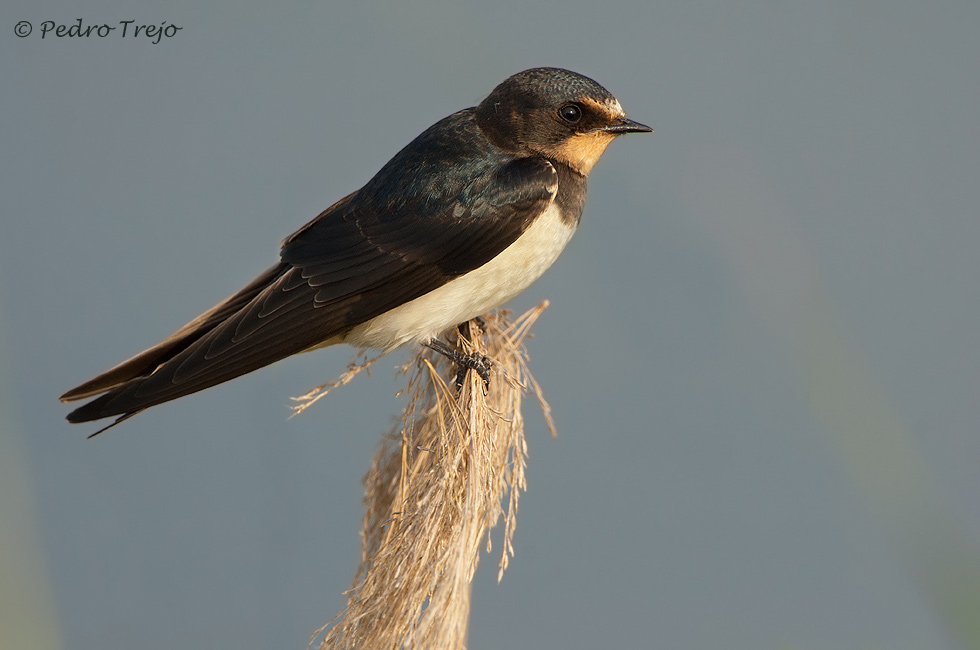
top-left (581, 96), bottom-right (626, 119)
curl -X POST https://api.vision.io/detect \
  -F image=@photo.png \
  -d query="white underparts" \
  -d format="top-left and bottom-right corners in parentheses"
top-left (342, 202), bottom-right (576, 350)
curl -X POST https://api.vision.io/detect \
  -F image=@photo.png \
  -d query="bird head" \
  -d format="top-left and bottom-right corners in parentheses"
top-left (475, 67), bottom-right (651, 175)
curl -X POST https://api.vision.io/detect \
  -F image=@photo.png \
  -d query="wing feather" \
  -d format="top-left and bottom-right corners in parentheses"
top-left (64, 115), bottom-right (558, 426)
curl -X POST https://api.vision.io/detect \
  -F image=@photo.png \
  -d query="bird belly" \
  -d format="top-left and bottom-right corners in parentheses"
top-left (343, 203), bottom-right (576, 350)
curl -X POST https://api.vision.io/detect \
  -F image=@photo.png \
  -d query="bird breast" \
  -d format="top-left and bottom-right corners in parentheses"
top-left (344, 202), bottom-right (576, 350)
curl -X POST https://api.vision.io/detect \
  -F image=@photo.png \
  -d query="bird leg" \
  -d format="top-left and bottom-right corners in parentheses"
top-left (424, 337), bottom-right (492, 390)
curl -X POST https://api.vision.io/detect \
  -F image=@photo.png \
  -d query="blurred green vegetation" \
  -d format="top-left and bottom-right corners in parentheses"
top-left (0, 311), bottom-right (62, 650)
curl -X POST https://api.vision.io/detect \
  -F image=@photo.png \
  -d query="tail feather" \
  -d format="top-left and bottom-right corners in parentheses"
top-left (61, 262), bottom-right (290, 404)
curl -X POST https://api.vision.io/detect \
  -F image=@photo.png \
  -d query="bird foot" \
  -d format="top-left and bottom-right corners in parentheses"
top-left (424, 338), bottom-right (492, 391)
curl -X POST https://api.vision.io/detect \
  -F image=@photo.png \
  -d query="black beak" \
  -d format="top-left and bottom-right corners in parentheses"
top-left (601, 117), bottom-right (653, 134)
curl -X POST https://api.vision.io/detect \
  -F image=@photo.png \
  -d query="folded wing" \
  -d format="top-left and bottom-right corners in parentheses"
top-left (62, 156), bottom-right (557, 429)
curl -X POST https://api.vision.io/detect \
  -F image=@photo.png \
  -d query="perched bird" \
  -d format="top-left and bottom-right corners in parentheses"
top-left (61, 67), bottom-right (651, 434)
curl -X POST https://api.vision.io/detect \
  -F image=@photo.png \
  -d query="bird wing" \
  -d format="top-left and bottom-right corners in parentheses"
top-left (59, 258), bottom-right (294, 402)
top-left (63, 156), bottom-right (557, 426)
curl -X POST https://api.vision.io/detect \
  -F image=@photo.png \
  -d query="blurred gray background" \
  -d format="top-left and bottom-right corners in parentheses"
top-left (3, 1), bottom-right (979, 649)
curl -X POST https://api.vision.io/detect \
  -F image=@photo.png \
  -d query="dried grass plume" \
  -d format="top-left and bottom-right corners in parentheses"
top-left (309, 302), bottom-right (555, 650)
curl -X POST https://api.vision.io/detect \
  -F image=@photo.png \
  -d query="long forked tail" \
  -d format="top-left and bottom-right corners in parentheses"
top-left (61, 262), bottom-right (303, 434)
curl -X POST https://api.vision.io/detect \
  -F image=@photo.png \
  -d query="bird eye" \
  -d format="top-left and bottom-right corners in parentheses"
top-left (559, 104), bottom-right (582, 124)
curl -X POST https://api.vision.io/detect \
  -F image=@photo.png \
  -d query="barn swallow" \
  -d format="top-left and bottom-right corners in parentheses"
top-left (61, 67), bottom-right (651, 434)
